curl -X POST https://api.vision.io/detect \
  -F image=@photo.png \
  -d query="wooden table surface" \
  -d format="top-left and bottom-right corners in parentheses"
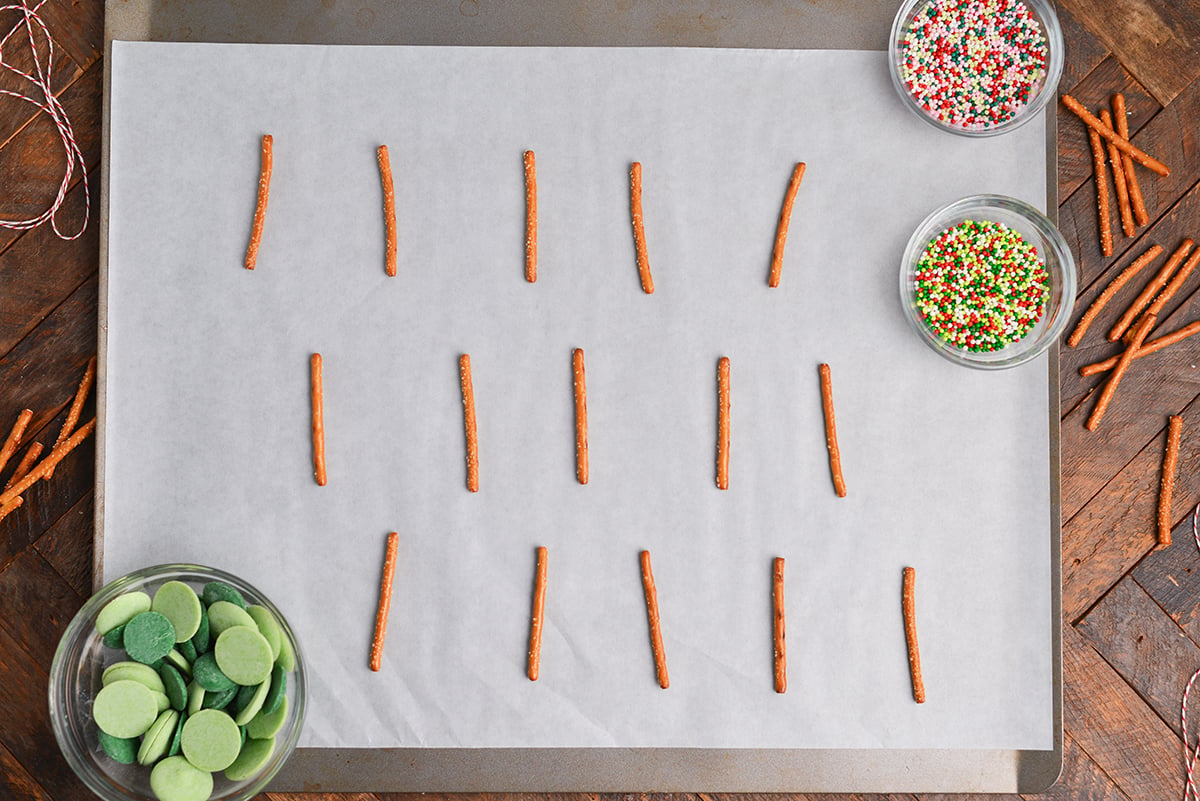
top-left (2, 1), bottom-right (1200, 799)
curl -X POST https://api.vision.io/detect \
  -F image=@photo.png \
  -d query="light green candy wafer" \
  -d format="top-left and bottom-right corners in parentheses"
top-left (102, 661), bottom-right (166, 694)
top-left (246, 605), bottom-right (282, 661)
top-left (150, 689), bottom-right (171, 714)
top-left (96, 591), bottom-right (151, 635)
top-left (206, 601), bottom-right (256, 638)
top-left (245, 696), bottom-right (287, 739)
top-left (93, 680), bottom-right (158, 739)
top-left (186, 681), bottom-right (205, 716)
top-left (149, 755), bottom-right (213, 801)
top-left (275, 629), bottom-right (295, 672)
top-left (214, 626), bottom-right (273, 686)
top-left (223, 735), bottom-right (276, 781)
top-left (136, 709), bottom-right (179, 766)
top-left (233, 677), bottom-right (270, 726)
top-left (151, 581), bottom-right (203, 642)
top-left (180, 709), bottom-right (242, 772)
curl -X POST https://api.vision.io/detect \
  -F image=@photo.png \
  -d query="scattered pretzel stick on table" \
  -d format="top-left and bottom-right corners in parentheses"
top-left (640, 550), bottom-right (669, 689)
top-left (0, 417), bottom-right (96, 508)
top-left (0, 408), bottom-right (32, 476)
top-left (1109, 239), bottom-right (1193, 341)
top-left (1158, 416), bottom-right (1183, 550)
top-left (528, 546), bottom-right (548, 681)
top-left (47, 355), bottom-right (96, 481)
top-left (572, 348), bottom-right (588, 485)
top-left (773, 557), bottom-right (786, 694)
top-left (1086, 116), bottom-right (1113, 258)
top-left (0, 496), bottom-right (21, 524)
top-left (1112, 93), bottom-right (1149, 226)
top-left (4, 441), bottom-right (42, 491)
top-left (1087, 313), bottom-right (1156, 431)
top-left (311, 353), bottom-right (326, 486)
top-left (1080, 319), bottom-right (1200, 377)
top-left (630, 162), bottom-right (655, 294)
top-left (717, 356), bottom-right (730, 490)
top-left (524, 150), bottom-right (537, 283)
top-left (1100, 109), bottom-right (1134, 238)
top-left (1144, 246), bottom-right (1200, 321)
top-left (244, 134), bottom-right (273, 270)
top-left (369, 531), bottom-right (400, 672)
top-left (460, 354), bottom-right (479, 492)
top-left (1066, 244), bottom-right (1163, 347)
top-left (819, 363), bottom-right (846, 497)
top-left (768, 162), bottom-right (806, 288)
top-left (1061, 94), bottom-right (1170, 176)
top-left (902, 566), bottom-right (925, 704)
top-left (378, 145), bottom-right (397, 278)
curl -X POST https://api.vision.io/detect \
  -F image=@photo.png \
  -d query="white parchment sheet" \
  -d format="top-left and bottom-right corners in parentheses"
top-left (104, 42), bottom-right (1053, 750)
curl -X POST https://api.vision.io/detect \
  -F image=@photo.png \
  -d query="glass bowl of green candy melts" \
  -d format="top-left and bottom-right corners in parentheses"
top-left (900, 194), bottom-right (1077, 369)
top-left (49, 564), bottom-right (306, 801)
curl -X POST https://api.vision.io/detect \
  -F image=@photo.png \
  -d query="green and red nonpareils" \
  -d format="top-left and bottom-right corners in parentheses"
top-left (914, 219), bottom-right (1049, 352)
top-left (900, 0), bottom-right (1049, 130)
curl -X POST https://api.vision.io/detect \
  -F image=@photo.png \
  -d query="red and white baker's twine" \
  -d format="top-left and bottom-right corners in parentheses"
top-left (1183, 501), bottom-right (1200, 801)
top-left (0, 0), bottom-right (88, 239)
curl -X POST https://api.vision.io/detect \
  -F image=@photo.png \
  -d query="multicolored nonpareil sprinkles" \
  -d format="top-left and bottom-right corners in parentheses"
top-left (914, 220), bottom-right (1049, 352)
top-left (900, 0), bottom-right (1049, 130)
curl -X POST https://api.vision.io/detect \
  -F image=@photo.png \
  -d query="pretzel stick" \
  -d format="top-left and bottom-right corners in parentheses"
top-left (0, 408), bottom-right (32, 476)
top-left (1080, 319), bottom-right (1200, 376)
top-left (1158, 416), bottom-right (1183, 550)
top-left (4, 442), bottom-right (42, 491)
top-left (0, 497), bottom-right (22, 525)
top-left (572, 348), bottom-right (588, 485)
top-left (528, 546), bottom-right (548, 681)
top-left (1144, 246), bottom-right (1200, 321)
top-left (1109, 239), bottom-right (1193, 341)
top-left (717, 356), bottom-right (730, 490)
top-left (1061, 95), bottom-right (1170, 176)
top-left (630, 162), bottom-right (654, 294)
top-left (369, 532), bottom-right (400, 672)
top-left (311, 353), bottom-right (326, 486)
top-left (1100, 110), bottom-right (1134, 238)
top-left (1086, 313), bottom-right (1156, 431)
top-left (640, 550), bottom-right (669, 689)
top-left (1087, 120), bottom-right (1112, 258)
top-left (0, 418), bottom-right (95, 508)
top-left (819, 363), bottom-right (846, 497)
top-left (768, 162), bottom-right (806, 288)
top-left (1112, 94), bottom-right (1149, 226)
top-left (46, 356), bottom-right (96, 480)
top-left (244, 134), bottom-right (273, 270)
top-left (902, 566), bottom-right (925, 704)
top-left (378, 145), bottom-right (397, 278)
top-left (524, 150), bottom-right (537, 283)
top-left (460, 354), bottom-right (479, 492)
top-left (773, 557), bottom-right (786, 694)
top-left (1066, 244), bottom-right (1163, 347)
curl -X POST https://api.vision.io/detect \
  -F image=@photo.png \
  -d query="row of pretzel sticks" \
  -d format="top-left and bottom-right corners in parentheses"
top-left (0, 358), bottom-right (98, 522)
top-left (1061, 94), bottom-right (1163, 258)
top-left (368, 541), bottom-right (925, 703)
top-left (243, 135), bottom-right (808, 291)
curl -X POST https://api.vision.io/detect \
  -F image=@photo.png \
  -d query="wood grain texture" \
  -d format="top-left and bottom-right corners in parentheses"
top-left (1024, 734), bottom-right (1133, 801)
top-left (31, 490), bottom-right (93, 598)
top-left (0, 740), bottom-right (54, 801)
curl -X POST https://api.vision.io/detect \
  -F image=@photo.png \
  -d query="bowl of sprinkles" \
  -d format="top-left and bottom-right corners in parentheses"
top-left (889, 0), bottom-right (1064, 136)
top-left (900, 195), bottom-right (1076, 369)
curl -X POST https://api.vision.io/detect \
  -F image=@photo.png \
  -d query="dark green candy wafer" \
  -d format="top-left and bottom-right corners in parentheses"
top-left (234, 681), bottom-right (258, 713)
top-left (97, 729), bottom-right (138, 765)
top-left (202, 581), bottom-right (246, 610)
top-left (178, 639), bottom-right (197, 663)
top-left (168, 710), bottom-right (186, 757)
top-left (202, 685), bottom-right (238, 710)
top-left (191, 602), bottom-right (210, 654)
top-left (159, 664), bottom-right (188, 711)
top-left (122, 611), bottom-right (176, 665)
top-left (261, 663), bottom-right (286, 716)
top-left (102, 623), bottom-right (127, 650)
top-left (192, 651), bottom-right (235, 692)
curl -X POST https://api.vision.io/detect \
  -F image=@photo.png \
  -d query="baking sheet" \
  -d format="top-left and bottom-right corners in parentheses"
top-left (102, 42), bottom-right (1052, 751)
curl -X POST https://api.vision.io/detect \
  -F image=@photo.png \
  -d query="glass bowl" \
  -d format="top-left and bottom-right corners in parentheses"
top-left (900, 194), bottom-right (1076, 369)
top-left (888, 0), bottom-right (1064, 136)
top-left (49, 563), bottom-right (307, 801)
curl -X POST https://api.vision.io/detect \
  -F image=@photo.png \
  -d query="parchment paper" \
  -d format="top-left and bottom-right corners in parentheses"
top-left (103, 42), bottom-right (1053, 750)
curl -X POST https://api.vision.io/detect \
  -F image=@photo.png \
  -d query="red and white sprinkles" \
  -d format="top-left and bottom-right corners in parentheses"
top-left (899, 0), bottom-right (1049, 130)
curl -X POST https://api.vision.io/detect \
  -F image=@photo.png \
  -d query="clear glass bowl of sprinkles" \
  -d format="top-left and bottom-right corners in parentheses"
top-left (900, 195), bottom-right (1076, 369)
top-left (888, 0), bottom-right (1064, 136)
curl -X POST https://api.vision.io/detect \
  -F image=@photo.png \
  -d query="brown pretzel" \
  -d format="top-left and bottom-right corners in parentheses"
top-left (1087, 119), bottom-right (1112, 258)
top-left (528, 546), bottom-right (548, 681)
top-left (4, 441), bottom-right (42, 491)
top-left (1061, 95), bottom-right (1170, 176)
top-left (1066, 244), bottom-right (1163, 347)
top-left (1109, 239), bottom-right (1193, 341)
top-left (244, 134), bottom-right (273, 270)
top-left (630, 162), bottom-right (654, 294)
top-left (311, 353), bottom-right (326, 486)
top-left (1087, 314), bottom-right (1156, 431)
top-left (902, 566), bottom-right (925, 704)
top-left (369, 532), bottom-right (400, 671)
top-left (773, 557), bottom-right (786, 694)
top-left (460, 354), bottom-right (479, 492)
top-left (1100, 110), bottom-right (1134, 238)
top-left (819, 363), bottom-right (846, 497)
top-left (47, 356), bottom-right (95, 481)
top-left (378, 145), bottom-right (397, 277)
top-left (768, 162), bottom-right (806, 288)
top-left (640, 550), bottom-right (669, 689)
top-left (717, 357), bottom-right (730, 490)
top-left (0, 417), bottom-right (95, 508)
top-left (524, 151), bottom-right (537, 283)
top-left (573, 348), bottom-right (588, 485)
top-left (1080, 319), bottom-right (1200, 377)
top-left (0, 408), bottom-right (32, 477)
top-left (1158, 416), bottom-right (1183, 550)
top-left (1112, 94), bottom-right (1149, 226)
